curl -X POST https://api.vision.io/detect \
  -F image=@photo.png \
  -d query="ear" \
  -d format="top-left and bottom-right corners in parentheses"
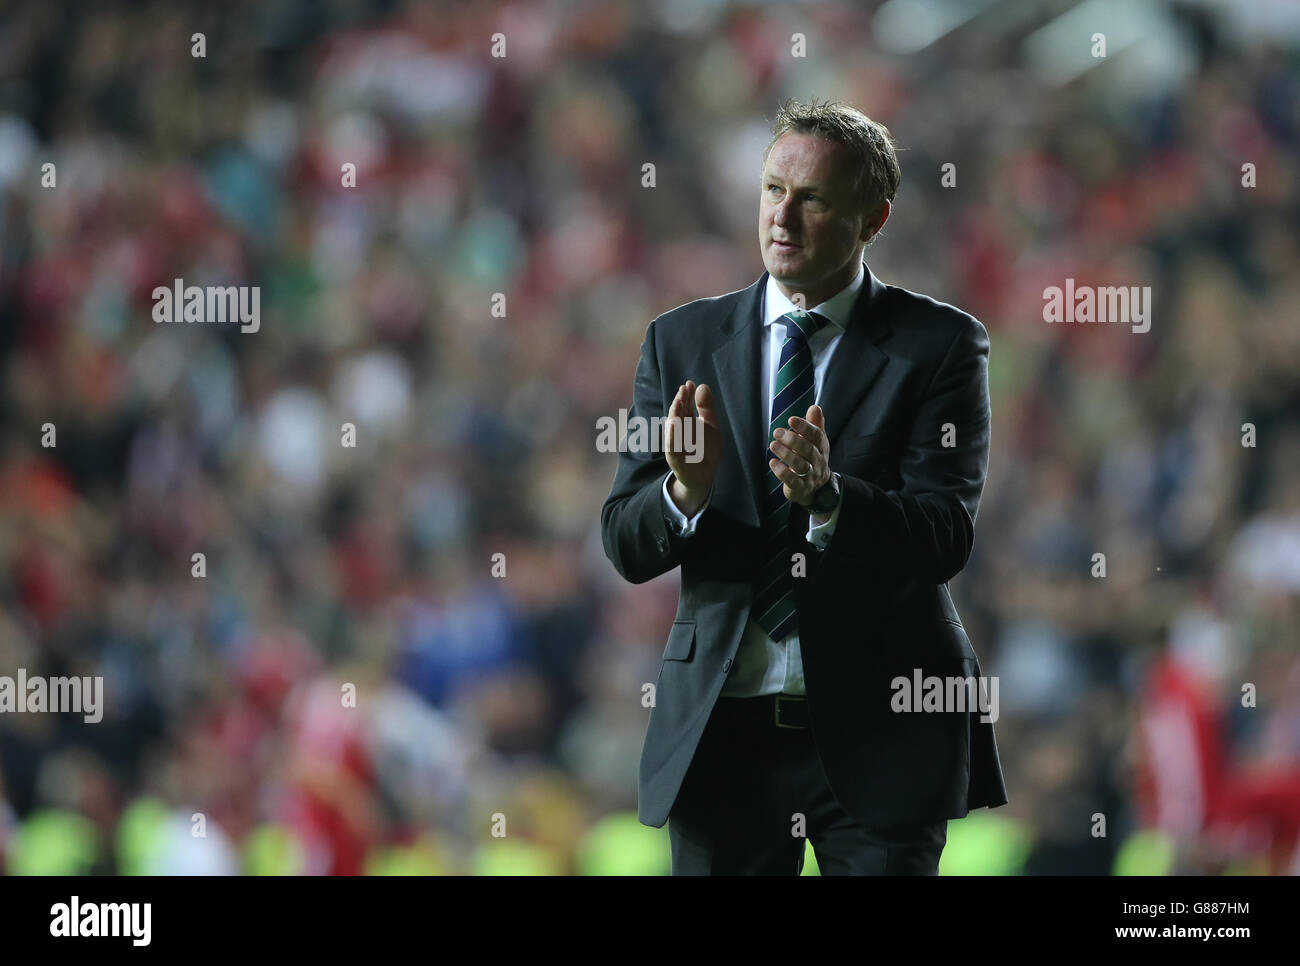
top-left (862, 199), bottom-right (890, 243)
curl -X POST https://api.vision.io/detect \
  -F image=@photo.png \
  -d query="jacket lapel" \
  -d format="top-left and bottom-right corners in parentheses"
top-left (711, 276), bottom-right (766, 528)
top-left (820, 261), bottom-right (892, 447)
top-left (711, 259), bottom-right (894, 528)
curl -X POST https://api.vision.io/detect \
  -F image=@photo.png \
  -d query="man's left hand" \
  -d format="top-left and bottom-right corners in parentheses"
top-left (768, 404), bottom-right (831, 510)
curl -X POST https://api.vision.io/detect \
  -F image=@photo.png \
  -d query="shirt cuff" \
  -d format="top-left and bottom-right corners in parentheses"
top-left (662, 471), bottom-right (710, 537)
top-left (805, 495), bottom-right (842, 549)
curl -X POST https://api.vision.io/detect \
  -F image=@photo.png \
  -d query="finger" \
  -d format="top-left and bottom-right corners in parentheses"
top-left (768, 457), bottom-right (798, 488)
top-left (684, 379), bottom-right (696, 418)
top-left (771, 442), bottom-right (812, 477)
top-left (806, 404), bottom-right (825, 428)
top-left (769, 456), bottom-right (809, 490)
top-left (694, 382), bottom-right (717, 425)
top-left (772, 429), bottom-right (813, 466)
top-left (775, 428), bottom-right (825, 474)
top-left (787, 414), bottom-right (827, 450)
top-left (667, 385), bottom-right (684, 448)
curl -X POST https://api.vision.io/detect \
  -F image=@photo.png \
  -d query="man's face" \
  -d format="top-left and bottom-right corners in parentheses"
top-left (759, 132), bottom-right (876, 301)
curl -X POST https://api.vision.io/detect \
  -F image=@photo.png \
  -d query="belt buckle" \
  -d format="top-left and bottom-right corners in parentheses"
top-left (774, 695), bottom-right (805, 729)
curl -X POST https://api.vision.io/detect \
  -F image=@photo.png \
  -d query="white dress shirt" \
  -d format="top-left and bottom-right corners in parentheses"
top-left (660, 260), bottom-right (864, 696)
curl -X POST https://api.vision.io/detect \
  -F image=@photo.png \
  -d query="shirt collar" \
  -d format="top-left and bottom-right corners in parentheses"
top-left (763, 259), bottom-right (865, 333)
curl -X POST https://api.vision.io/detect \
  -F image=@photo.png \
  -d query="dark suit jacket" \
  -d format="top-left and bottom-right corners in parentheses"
top-left (601, 259), bottom-right (1008, 830)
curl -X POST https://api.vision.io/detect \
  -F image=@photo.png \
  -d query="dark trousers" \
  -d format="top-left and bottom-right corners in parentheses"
top-left (668, 694), bottom-right (947, 875)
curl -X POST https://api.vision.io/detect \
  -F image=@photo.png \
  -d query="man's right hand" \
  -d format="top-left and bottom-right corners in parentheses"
top-left (665, 380), bottom-right (721, 517)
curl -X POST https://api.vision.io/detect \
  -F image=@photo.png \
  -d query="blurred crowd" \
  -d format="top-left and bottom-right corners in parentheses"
top-left (1, 0), bottom-right (1298, 874)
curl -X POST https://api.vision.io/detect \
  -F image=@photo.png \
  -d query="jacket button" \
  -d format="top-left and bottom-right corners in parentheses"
top-left (657, 538), bottom-right (667, 552)
top-left (722, 658), bottom-right (733, 672)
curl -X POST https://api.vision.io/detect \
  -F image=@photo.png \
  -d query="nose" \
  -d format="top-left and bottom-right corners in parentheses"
top-left (773, 198), bottom-right (793, 229)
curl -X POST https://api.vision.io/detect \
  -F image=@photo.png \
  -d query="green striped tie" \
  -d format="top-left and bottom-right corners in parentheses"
top-left (751, 309), bottom-right (828, 642)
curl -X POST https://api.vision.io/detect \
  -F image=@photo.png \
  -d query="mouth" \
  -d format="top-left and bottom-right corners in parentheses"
top-left (771, 239), bottom-right (802, 251)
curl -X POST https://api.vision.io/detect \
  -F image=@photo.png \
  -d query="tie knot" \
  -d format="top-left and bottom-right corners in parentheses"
top-left (782, 309), bottom-right (827, 343)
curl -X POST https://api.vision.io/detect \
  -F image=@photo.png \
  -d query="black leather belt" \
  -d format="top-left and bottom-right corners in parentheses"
top-left (718, 693), bottom-right (810, 729)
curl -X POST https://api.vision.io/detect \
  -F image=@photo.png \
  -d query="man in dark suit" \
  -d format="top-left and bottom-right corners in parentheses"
top-left (601, 99), bottom-right (1007, 875)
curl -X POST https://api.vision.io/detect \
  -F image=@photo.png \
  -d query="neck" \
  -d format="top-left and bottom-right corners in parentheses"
top-left (773, 255), bottom-right (862, 310)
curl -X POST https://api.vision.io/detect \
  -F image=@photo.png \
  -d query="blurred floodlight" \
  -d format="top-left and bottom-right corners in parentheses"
top-left (875, 0), bottom-right (1000, 54)
top-left (653, 0), bottom-right (729, 34)
top-left (1023, 0), bottom-right (1188, 89)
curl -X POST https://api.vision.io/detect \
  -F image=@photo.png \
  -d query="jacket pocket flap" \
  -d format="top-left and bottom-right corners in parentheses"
top-left (840, 431), bottom-right (898, 458)
top-left (664, 620), bottom-right (696, 661)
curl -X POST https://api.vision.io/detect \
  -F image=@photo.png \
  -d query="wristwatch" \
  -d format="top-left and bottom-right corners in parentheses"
top-left (808, 471), bottom-right (842, 515)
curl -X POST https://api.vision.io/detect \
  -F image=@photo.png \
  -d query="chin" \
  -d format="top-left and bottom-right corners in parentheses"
top-left (765, 248), bottom-right (805, 273)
